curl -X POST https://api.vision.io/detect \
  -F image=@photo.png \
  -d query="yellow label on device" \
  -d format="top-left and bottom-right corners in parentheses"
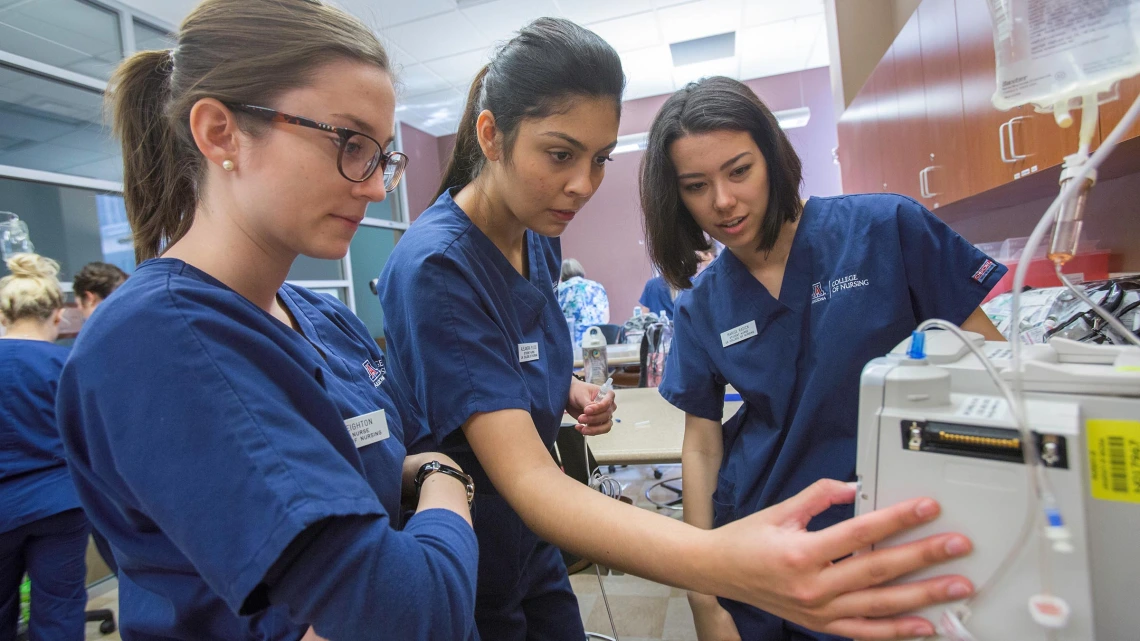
top-left (1087, 420), bottom-right (1140, 504)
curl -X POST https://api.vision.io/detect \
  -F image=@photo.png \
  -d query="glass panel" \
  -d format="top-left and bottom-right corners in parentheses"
top-left (0, 176), bottom-right (132, 280)
top-left (349, 226), bottom-right (400, 338)
top-left (0, 0), bottom-right (123, 79)
top-left (286, 254), bottom-right (343, 281)
top-left (132, 20), bottom-right (175, 53)
top-left (0, 64), bottom-right (121, 181)
top-left (364, 196), bottom-right (396, 221)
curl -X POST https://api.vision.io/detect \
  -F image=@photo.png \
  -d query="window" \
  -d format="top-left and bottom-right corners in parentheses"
top-left (0, 64), bottom-right (120, 181)
top-left (349, 225), bottom-right (401, 338)
top-left (132, 20), bottom-right (175, 53)
top-left (0, 0), bottom-right (123, 79)
top-left (0, 176), bottom-right (127, 279)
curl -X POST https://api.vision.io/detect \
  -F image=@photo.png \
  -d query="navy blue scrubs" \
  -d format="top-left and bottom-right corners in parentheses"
top-left (639, 275), bottom-right (675, 318)
top-left (56, 258), bottom-right (478, 641)
top-left (1, 339), bottom-right (89, 640)
top-left (659, 194), bottom-right (1006, 640)
top-left (378, 190), bottom-right (583, 641)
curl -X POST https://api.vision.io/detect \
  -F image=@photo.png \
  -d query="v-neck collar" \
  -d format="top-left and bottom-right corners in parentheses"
top-left (720, 198), bottom-right (816, 319)
top-left (443, 190), bottom-right (548, 320)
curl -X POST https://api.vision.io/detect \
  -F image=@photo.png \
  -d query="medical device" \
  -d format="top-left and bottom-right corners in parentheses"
top-left (855, 2), bottom-right (1140, 638)
top-left (0, 211), bottom-right (34, 260)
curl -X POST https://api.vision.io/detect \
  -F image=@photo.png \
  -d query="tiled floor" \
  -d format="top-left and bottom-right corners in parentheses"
top-left (83, 465), bottom-right (692, 641)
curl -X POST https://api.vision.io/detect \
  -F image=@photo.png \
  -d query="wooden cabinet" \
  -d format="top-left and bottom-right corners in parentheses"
top-left (1100, 75), bottom-right (1140, 144)
top-left (838, 0), bottom-right (1105, 204)
top-left (836, 88), bottom-right (882, 195)
top-left (917, 0), bottom-right (971, 208)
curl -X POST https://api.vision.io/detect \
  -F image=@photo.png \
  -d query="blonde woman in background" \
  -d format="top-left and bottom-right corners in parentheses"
top-left (0, 253), bottom-right (89, 640)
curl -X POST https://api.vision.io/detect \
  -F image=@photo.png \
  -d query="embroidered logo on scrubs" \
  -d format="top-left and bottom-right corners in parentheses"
top-left (830, 273), bottom-right (870, 295)
top-left (811, 282), bottom-right (827, 304)
top-left (362, 358), bottom-right (386, 387)
top-left (973, 259), bottom-right (997, 283)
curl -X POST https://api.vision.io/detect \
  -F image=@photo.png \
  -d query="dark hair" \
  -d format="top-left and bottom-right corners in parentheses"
top-left (640, 76), bottom-right (803, 290)
top-left (107, 0), bottom-right (390, 262)
top-left (438, 17), bottom-right (625, 196)
top-left (73, 262), bottom-right (128, 300)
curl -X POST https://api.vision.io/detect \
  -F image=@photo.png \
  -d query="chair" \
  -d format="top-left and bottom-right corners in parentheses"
top-left (595, 323), bottom-right (623, 345)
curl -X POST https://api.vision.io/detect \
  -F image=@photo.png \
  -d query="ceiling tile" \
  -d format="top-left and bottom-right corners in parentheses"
top-left (460, 0), bottom-right (563, 45)
top-left (672, 56), bottom-right (739, 87)
top-left (553, 0), bottom-right (653, 24)
top-left (381, 10), bottom-right (489, 61)
top-left (620, 45), bottom-right (676, 101)
top-left (738, 16), bottom-right (819, 80)
top-left (743, 0), bottom-right (824, 27)
top-left (337, 0), bottom-right (457, 26)
top-left (588, 12), bottom-right (662, 52)
top-left (424, 48), bottom-right (492, 88)
top-left (656, 0), bottom-right (742, 43)
top-left (804, 22), bottom-right (831, 68)
top-left (394, 64), bottom-right (453, 99)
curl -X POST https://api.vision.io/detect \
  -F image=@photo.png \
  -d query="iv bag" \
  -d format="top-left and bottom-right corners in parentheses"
top-left (987, 0), bottom-right (1140, 112)
top-left (0, 211), bottom-right (35, 260)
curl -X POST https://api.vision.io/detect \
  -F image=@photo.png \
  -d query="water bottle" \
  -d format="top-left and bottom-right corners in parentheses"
top-left (625, 306), bottom-right (645, 345)
top-left (580, 325), bottom-right (609, 385)
top-left (565, 314), bottom-right (577, 347)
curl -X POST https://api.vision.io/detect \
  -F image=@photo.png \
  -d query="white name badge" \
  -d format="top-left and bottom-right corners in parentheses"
top-left (720, 320), bottom-right (758, 348)
top-left (519, 342), bottom-right (540, 363)
top-left (345, 409), bottom-right (390, 449)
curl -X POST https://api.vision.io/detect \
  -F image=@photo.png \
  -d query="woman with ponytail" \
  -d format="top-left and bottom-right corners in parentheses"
top-left (0, 253), bottom-right (89, 641)
top-left (55, 1), bottom-right (478, 639)
top-left (379, 17), bottom-right (974, 641)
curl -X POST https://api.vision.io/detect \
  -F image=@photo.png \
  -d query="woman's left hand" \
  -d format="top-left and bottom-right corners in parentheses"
top-left (566, 377), bottom-right (616, 435)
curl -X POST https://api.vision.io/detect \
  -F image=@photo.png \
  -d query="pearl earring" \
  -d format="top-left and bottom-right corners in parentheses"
top-left (222, 160), bottom-right (235, 171)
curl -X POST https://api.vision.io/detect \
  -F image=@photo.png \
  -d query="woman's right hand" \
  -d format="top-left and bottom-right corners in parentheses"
top-left (705, 479), bottom-right (974, 640)
top-left (688, 592), bottom-right (742, 641)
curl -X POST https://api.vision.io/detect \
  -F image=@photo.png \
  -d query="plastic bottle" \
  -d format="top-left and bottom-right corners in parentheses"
top-left (580, 325), bottom-right (609, 385)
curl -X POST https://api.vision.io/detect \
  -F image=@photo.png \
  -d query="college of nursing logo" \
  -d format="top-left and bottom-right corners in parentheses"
top-left (813, 273), bottom-right (871, 303)
top-left (363, 358), bottom-right (385, 387)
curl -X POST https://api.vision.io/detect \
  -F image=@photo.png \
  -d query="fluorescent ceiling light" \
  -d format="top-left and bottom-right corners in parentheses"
top-left (669, 32), bottom-right (736, 67)
top-left (613, 106), bottom-right (811, 156)
top-left (774, 106), bottom-right (811, 129)
top-left (612, 132), bottom-right (648, 155)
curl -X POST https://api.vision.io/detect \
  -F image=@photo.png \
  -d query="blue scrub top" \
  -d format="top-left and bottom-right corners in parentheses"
top-left (660, 194), bottom-right (1006, 532)
top-left (639, 275), bottom-right (675, 318)
top-left (57, 258), bottom-right (477, 640)
top-left (378, 189), bottom-right (573, 468)
top-left (0, 339), bottom-right (80, 534)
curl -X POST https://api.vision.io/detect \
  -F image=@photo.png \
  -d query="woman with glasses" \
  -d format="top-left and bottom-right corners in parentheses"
top-left (379, 17), bottom-right (976, 641)
top-left (54, 1), bottom-right (477, 639)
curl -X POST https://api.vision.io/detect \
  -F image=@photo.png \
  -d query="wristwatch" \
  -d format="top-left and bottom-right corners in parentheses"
top-left (414, 460), bottom-right (475, 506)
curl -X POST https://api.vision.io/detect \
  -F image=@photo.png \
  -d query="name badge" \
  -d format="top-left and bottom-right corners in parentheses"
top-left (519, 342), bottom-right (540, 363)
top-left (345, 409), bottom-right (389, 449)
top-left (720, 320), bottom-right (758, 348)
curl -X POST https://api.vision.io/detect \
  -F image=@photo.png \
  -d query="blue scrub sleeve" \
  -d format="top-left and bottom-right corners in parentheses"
top-left (66, 305), bottom-right (387, 614)
top-left (894, 198), bottom-right (1008, 325)
top-left (658, 299), bottom-right (725, 422)
top-left (390, 254), bottom-right (533, 443)
top-left (266, 509), bottom-right (477, 640)
top-left (638, 280), bottom-right (652, 309)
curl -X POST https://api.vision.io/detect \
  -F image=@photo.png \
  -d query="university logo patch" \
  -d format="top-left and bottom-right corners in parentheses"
top-left (363, 358), bottom-right (386, 387)
top-left (973, 259), bottom-right (997, 283)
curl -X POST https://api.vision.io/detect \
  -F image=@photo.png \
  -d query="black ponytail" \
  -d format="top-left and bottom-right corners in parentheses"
top-left (437, 17), bottom-right (625, 197)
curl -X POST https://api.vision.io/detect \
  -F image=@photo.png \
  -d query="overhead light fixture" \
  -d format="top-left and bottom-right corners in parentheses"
top-left (612, 106), bottom-right (811, 157)
top-left (774, 106), bottom-right (811, 129)
top-left (612, 132), bottom-right (648, 155)
top-left (669, 32), bottom-right (736, 67)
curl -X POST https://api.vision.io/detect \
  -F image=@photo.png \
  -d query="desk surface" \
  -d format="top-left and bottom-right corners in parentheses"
top-left (582, 387), bottom-right (742, 465)
top-left (572, 343), bottom-right (641, 368)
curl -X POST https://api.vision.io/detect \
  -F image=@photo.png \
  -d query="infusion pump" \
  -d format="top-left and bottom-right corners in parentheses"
top-left (856, 332), bottom-right (1140, 640)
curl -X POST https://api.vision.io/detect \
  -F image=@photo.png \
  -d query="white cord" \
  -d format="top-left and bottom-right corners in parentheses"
top-left (583, 379), bottom-right (620, 641)
top-left (1055, 267), bottom-right (1140, 347)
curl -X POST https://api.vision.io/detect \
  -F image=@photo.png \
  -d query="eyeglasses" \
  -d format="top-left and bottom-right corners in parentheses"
top-left (226, 103), bottom-right (408, 191)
